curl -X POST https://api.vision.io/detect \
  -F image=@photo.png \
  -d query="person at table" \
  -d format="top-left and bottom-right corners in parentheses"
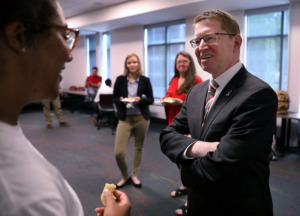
top-left (160, 9), bottom-right (277, 216)
top-left (94, 78), bottom-right (114, 126)
top-left (113, 53), bottom-right (154, 189)
top-left (94, 78), bottom-right (113, 104)
top-left (0, 0), bottom-right (131, 215)
top-left (85, 66), bottom-right (102, 100)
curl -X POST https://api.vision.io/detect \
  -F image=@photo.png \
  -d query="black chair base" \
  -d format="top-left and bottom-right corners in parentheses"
top-left (96, 112), bottom-right (117, 135)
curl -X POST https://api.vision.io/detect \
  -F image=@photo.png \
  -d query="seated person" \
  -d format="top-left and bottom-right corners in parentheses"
top-left (94, 79), bottom-right (114, 126)
top-left (85, 66), bottom-right (102, 100)
top-left (94, 79), bottom-right (113, 103)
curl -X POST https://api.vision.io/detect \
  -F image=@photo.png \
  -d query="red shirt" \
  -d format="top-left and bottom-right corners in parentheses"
top-left (166, 76), bottom-right (202, 125)
top-left (85, 75), bottom-right (102, 88)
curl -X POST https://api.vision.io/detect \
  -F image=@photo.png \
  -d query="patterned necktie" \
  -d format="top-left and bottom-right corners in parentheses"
top-left (203, 79), bottom-right (219, 125)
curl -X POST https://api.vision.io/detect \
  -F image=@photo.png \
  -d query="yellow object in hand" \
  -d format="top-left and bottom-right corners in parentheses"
top-left (101, 183), bottom-right (116, 206)
top-left (163, 97), bottom-right (173, 103)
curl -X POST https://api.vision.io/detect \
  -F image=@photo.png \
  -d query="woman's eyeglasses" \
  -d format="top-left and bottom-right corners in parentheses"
top-left (176, 60), bottom-right (190, 65)
top-left (24, 21), bottom-right (79, 52)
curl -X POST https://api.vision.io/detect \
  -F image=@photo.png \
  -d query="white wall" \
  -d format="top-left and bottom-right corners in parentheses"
top-left (288, 1), bottom-right (300, 112)
top-left (61, 36), bottom-right (86, 89)
top-left (110, 25), bottom-right (144, 83)
top-left (284, 1), bottom-right (300, 147)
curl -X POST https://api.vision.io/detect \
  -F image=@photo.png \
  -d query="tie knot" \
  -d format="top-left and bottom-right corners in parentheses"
top-left (209, 79), bottom-right (219, 92)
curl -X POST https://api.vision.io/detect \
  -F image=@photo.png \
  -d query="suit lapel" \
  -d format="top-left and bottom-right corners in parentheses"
top-left (200, 67), bottom-right (247, 138)
top-left (192, 80), bottom-right (209, 136)
top-left (186, 80), bottom-right (208, 140)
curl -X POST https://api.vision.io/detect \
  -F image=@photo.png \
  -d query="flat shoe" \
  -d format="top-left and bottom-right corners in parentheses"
top-left (116, 177), bottom-right (131, 189)
top-left (132, 181), bottom-right (142, 188)
top-left (59, 121), bottom-right (69, 127)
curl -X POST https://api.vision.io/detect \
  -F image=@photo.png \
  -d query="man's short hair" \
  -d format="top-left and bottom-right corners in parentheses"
top-left (194, 9), bottom-right (240, 35)
top-left (105, 79), bottom-right (111, 87)
top-left (92, 66), bottom-right (98, 71)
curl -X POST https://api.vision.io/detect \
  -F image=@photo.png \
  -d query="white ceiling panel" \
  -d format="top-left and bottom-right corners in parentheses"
top-left (58, 0), bottom-right (292, 33)
top-left (58, 0), bottom-right (133, 18)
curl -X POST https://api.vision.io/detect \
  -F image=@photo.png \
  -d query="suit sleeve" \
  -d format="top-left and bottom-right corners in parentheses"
top-left (181, 87), bottom-right (277, 189)
top-left (161, 84), bottom-right (278, 188)
top-left (160, 89), bottom-right (199, 164)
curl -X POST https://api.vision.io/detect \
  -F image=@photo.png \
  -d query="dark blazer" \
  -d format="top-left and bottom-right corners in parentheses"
top-left (160, 66), bottom-right (278, 216)
top-left (113, 75), bottom-right (154, 120)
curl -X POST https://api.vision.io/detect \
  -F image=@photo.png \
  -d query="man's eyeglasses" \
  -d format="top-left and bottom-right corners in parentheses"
top-left (190, 33), bottom-right (236, 48)
top-left (24, 21), bottom-right (80, 52)
top-left (176, 60), bottom-right (190, 65)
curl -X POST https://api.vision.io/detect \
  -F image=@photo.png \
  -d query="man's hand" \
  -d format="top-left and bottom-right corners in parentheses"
top-left (186, 141), bottom-right (219, 158)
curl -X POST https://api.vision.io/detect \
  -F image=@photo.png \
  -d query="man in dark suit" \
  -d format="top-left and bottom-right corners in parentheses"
top-left (160, 9), bottom-right (277, 216)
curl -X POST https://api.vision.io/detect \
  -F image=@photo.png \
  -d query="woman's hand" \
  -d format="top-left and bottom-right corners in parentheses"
top-left (133, 96), bottom-right (140, 104)
top-left (120, 97), bottom-right (127, 104)
top-left (95, 189), bottom-right (131, 216)
top-left (160, 97), bottom-right (182, 106)
top-left (160, 96), bottom-right (167, 105)
top-left (171, 98), bottom-right (183, 106)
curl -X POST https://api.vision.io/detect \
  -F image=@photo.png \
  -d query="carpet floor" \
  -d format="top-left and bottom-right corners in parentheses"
top-left (18, 109), bottom-right (300, 216)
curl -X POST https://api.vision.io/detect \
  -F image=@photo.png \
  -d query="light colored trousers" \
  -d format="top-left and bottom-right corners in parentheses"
top-left (114, 114), bottom-right (150, 179)
top-left (41, 96), bottom-right (65, 124)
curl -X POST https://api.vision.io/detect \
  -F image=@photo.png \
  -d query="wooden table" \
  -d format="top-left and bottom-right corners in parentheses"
top-left (276, 112), bottom-right (300, 153)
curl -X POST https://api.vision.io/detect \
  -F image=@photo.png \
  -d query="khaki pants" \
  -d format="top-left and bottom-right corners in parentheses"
top-left (114, 114), bottom-right (150, 179)
top-left (41, 96), bottom-right (64, 124)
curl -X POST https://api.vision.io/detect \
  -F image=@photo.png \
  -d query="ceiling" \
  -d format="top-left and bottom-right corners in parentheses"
top-left (58, 0), bottom-right (133, 18)
top-left (58, 0), bottom-right (294, 34)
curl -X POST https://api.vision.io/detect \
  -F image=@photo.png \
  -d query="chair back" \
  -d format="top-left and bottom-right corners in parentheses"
top-left (69, 85), bottom-right (77, 91)
top-left (77, 86), bottom-right (85, 91)
top-left (99, 94), bottom-right (114, 111)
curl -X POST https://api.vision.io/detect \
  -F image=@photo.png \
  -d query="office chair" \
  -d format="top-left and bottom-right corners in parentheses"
top-left (69, 85), bottom-right (77, 91)
top-left (77, 86), bottom-right (85, 91)
top-left (97, 94), bottom-right (117, 134)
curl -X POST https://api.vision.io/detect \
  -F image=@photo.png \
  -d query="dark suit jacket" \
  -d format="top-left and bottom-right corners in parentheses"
top-left (113, 75), bottom-right (154, 120)
top-left (160, 66), bottom-right (278, 216)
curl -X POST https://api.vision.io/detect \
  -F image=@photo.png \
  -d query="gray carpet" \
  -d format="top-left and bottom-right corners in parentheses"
top-left (18, 108), bottom-right (300, 216)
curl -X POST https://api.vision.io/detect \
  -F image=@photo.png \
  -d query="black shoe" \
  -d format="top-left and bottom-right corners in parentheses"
top-left (116, 177), bottom-right (131, 189)
top-left (132, 181), bottom-right (142, 188)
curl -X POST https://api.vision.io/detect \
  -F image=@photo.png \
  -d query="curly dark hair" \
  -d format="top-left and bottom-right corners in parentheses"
top-left (0, 0), bottom-right (57, 42)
